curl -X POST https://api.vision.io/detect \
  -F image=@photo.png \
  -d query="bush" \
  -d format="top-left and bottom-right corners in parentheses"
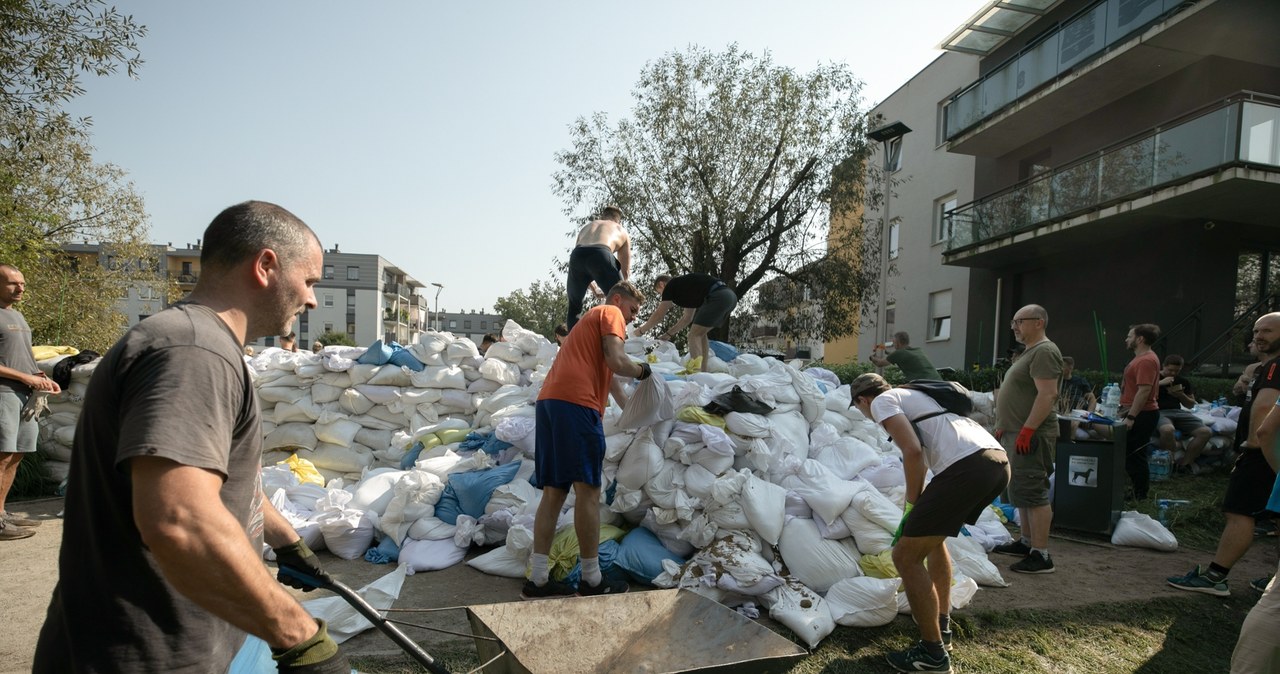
top-left (315, 331), bottom-right (356, 347)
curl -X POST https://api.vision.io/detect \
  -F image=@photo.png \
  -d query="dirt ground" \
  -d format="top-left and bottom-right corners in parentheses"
top-left (2, 495), bottom-right (1276, 673)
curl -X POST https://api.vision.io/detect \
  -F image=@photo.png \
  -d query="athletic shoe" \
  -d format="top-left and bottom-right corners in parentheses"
top-left (885, 641), bottom-right (952, 673)
top-left (1254, 520), bottom-right (1278, 538)
top-left (577, 577), bottom-right (629, 597)
top-left (1251, 575), bottom-right (1273, 594)
top-left (520, 579), bottom-right (575, 600)
top-left (1166, 566), bottom-right (1229, 597)
top-left (1011, 550), bottom-right (1055, 574)
top-left (3, 513), bottom-right (41, 527)
top-left (992, 539), bottom-right (1031, 557)
top-left (0, 522), bottom-right (35, 541)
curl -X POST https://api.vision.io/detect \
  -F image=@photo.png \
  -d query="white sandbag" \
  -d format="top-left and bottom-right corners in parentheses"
top-left (826, 576), bottom-right (899, 627)
top-left (257, 386), bottom-right (307, 404)
top-left (310, 382), bottom-right (344, 404)
top-left (1110, 511), bottom-right (1178, 551)
top-left (812, 436), bottom-right (881, 481)
top-left (946, 535), bottom-right (1008, 587)
top-left (338, 388), bottom-right (375, 416)
top-left (765, 580), bottom-right (835, 649)
top-left (316, 505), bottom-right (376, 560)
top-left (777, 518), bottom-right (863, 593)
top-left (724, 412), bottom-right (771, 438)
top-left (485, 342), bottom-right (523, 363)
top-left (367, 365), bottom-right (412, 387)
top-left (274, 395), bottom-right (322, 423)
top-left (263, 423), bottom-right (318, 451)
top-left (354, 428), bottom-right (393, 451)
top-left (355, 384), bottom-right (402, 405)
top-left (848, 479), bottom-right (905, 531)
top-left (438, 389), bottom-right (475, 412)
top-left (407, 515), bottom-right (457, 541)
top-left (841, 505), bottom-right (895, 556)
top-left (740, 471), bottom-right (787, 545)
top-left (302, 566), bottom-right (407, 644)
top-left (40, 439), bottom-right (73, 462)
top-left (895, 574), bottom-right (979, 614)
top-left (768, 411), bottom-right (811, 460)
top-left (410, 366), bottom-right (467, 390)
top-left (466, 544), bottom-right (528, 578)
top-left (617, 428), bottom-right (663, 490)
top-left (350, 469), bottom-right (410, 516)
top-left (399, 537), bottom-right (468, 574)
top-left (314, 414), bottom-right (362, 447)
top-left (309, 442), bottom-right (375, 473)
top-left (347, 363), bottom-right (379, 386)
top-left (479, 358), bottom-right (521, 385)
top-left (467, 377), bottom-right (502, 394)
top-left (681, 463), bottom-right (716, 500)
top-left (787, 365), bottom-right (826, 424)
top-left (617, 374), bottom-right (675, 430)
top-left (779, 458), bottom-right (856, 524)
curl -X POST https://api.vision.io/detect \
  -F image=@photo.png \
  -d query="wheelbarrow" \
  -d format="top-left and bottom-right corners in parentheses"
top-left (284, 568), bottom-right (805, 673)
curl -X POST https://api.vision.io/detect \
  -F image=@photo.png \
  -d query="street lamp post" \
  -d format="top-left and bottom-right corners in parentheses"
top-left (431, 282), bottom-right (444, 332)
top-left (866, 120), bottom-right (911, 364)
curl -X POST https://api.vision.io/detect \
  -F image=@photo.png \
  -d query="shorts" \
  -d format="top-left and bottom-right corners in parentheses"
top-left (691, 286), bottom-right (737, 328)
top-left (903, 449), bottom-right (1010, 538)
top-left (1222, 447), bottom-right (1278, 517)
top-left (1156, 409), bottom-right (1206, 435)
top-left (533, 399), bottom-right (605, 491)
top-left (1003, 430), bottom-right (1057, 507)
top-left (0, 390), bottom-right (38, 454)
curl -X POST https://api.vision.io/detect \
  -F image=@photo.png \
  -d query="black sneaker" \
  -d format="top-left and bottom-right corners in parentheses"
top-left (885, 641), bottom-right (952, 673)
top-left (520, 579), bottom-right (575, 600)
top-left (577, 577), bottom-right (629, 597)
top-left (1251, 575), bottom-right (1273, 594)
top-left (1011, 550), bottom-right (1055, 574)
top-left (992, 539), bottom-right (1031, 557)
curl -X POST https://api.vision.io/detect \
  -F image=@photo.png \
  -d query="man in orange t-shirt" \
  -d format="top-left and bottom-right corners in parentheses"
top-left (1120, 323), bottom-right (1162, 499)
top-left (523, 281), bottom-right (651, 600)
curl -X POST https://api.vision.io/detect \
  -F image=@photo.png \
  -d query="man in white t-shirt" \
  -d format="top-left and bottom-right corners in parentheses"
top-left (850, 373), bottom-right (1010, 674)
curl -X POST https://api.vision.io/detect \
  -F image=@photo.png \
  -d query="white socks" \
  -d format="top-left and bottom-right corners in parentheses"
top-left (581, 557), bottom-right (602, 587)
top-left (530, 553), bottom-right (550, 585)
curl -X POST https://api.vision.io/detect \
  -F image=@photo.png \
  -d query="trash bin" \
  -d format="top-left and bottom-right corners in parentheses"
top-left (1053, 418), bottom-right (1127, 535)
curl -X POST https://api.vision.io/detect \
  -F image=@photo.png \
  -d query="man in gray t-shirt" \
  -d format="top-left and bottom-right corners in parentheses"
top-left (34, 203), bottom-right (348, 673)
top-left (0, 264), bottom-right (61, 541)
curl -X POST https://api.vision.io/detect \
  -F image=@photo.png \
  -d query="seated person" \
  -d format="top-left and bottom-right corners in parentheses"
top-left (1156, 354), bottom-right (1213, 473)
top-left (279, 331), bottom-right (298, 352)
top-left (553, 323), bottom-right (569, 346)
top-left (1058, 356), bottom-right (1096, 413)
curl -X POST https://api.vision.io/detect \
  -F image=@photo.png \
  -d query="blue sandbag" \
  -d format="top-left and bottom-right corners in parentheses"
top-left (563, 539), bottom-right (625, 590)
top-left (228, 636), bottom-right (273, 674)
top-left (614, 526), bottom-right (686, 585)
top-left (364, 535), bottom-right (400, 564)
top-left (399, 441), bottom-right (425, 470)
top-left (357, 339), bottom-right (393, 365)
top-left (708, 340), bottom-right (739, 362)
top-left (434, 486), bottom-right (463, 525)
top-left (388, 347), bottom-right (426, 371)
top-left (447, 460), bottom-right (523, 519)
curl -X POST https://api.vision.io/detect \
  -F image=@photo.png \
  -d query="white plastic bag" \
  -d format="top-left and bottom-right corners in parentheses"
top-left (1110, 510), bottom-right (1178, 551)
top-left (617, 374), bottom-right (675, 430)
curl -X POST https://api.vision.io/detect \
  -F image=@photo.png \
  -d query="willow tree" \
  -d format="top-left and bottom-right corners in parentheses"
top-left (0, 0), bottom-right (153, 351)
top-left (553, 44), bottom-right (882, 340)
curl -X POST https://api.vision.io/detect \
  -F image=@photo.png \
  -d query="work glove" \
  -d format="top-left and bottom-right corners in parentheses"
top-left (993, 428), bottom-right (1004, 441)
top-left (892, 502), bottom-right (914, 546)
top-left (273, 619), bottom-right (350, 674)
top-left (274, 539), bottom-right (331, 592)
top-left (637, 362), bottom-right (652, 380)
top-left (1015, 427), bottom-right (1036, 455)
top-left (20, 390), bottom-right (49, 422)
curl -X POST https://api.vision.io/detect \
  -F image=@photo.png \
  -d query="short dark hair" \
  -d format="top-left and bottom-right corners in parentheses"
top-left (1130, 323), bottom-right (1161, 346)
top-left (1164, 354), bottom-right (1184, 366)
top-left (600, 205), bottom-right (623, 222)
top-left (654, 274), bottom-right (673, 287)
top-left (893, 331), bottom-right (910, 346)
top-left (553, 324), bottom-right (568, 337)
top-left (607, 280), bottom-right (646, 304)
top-left (201, 201), bottom-right (319, 272)
top-left (849, 373), bottom-right (891, 401)
top-left (481, 333), bottom-right (500, 345)
top-left (1062, 356), bottom-right (1075, 367)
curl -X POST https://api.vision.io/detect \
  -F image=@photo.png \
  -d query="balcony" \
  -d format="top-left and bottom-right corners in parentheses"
top-left (944, 0), bottom-right (1280, 156)
top-left (943, 94), bottom-right (1280, 265)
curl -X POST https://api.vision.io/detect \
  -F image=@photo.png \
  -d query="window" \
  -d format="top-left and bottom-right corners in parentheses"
top-left (934, 194), bottom-right (958, 244)
top-left (181, 261), bottom-right (192, 275)
top-left (323, 294), bottom-right (334, 308)
top-left (888, 222), bottom-right (900, 260)
top-left (120, 285), bottom-right (130, 300)
top-left (346, 266), bottom-right (359, 280)
top-left (480, 321), bottom-right (487, 330)
top-left (463, 320), bottom-right (472, 330)
top-left (324, 322), bottom-right (333, 333)
top-left (323, 265), bottom-right (334, 279)
top-left (449, 320), bottom-right (457, 329)
top-left (928, 290), bottom-right (952, 341)
top-left (887, 136), bottom-right (904, 172)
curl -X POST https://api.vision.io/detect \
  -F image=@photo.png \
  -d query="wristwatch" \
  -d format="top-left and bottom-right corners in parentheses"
top-left (1125, 414), bottom-right (1136, 420)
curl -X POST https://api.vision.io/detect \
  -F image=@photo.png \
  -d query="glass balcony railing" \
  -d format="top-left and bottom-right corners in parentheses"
top-left (944, 0), bottom-right (1184, 141)
top-left (944, 95), bottom-right (1280, 253)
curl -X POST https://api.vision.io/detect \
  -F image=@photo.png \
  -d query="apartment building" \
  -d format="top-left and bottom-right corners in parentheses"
top-left (431, 309), bottom-right (509, 345)
top-left (843, 0), bottom-right (1280, 374)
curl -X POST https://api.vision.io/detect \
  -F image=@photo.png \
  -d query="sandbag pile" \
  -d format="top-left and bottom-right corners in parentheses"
top-left (33, 353), bottom-right (100, 484)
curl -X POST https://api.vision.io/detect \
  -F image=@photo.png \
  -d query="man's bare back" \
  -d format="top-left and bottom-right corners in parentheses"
top-left (575, 218), bottom-right (629, 253)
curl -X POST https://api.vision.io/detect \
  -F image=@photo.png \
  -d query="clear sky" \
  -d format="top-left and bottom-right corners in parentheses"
top-left (68, 0), bottom-right (982, 314)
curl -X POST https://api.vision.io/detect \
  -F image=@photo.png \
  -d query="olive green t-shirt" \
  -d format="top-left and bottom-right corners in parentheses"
top-left (887, 346), bottom-right (941, 381)
top-left (996, 339), bottom-right (1064, 435)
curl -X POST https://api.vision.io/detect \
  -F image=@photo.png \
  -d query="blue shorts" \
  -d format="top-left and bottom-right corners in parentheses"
top-left (534, 399), bottom-right (605, 490)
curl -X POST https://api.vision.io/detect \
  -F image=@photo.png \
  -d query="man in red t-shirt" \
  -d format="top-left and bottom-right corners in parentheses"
top-left (1119, 323), bottom-right (1162, 500)
top-left (523, 281), bottom-right (651, 600)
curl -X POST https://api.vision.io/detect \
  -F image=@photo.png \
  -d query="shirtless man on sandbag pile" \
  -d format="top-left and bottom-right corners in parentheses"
top-left (565, 206), bottom-right (630, 332)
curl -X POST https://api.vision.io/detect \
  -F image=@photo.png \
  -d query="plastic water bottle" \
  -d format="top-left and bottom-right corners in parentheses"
top-left (1148, 449), bottom-right (1171, 482)
top-left (1156, 498), bottom-right (1191, 526)
top-left (1100, 383), bottom-right (1120, 419)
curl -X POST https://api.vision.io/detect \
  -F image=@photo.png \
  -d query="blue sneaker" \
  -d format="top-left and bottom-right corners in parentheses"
top-left (885, 641), bottom-right (952, 673)
top-left (1251, 575), bottom-right (1273, 594)
top-left (1166, 566), bottom-right (1229, 597)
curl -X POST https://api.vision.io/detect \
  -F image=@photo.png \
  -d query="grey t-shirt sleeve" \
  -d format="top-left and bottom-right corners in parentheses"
top-left (115, 344), bottom-right (246, 477)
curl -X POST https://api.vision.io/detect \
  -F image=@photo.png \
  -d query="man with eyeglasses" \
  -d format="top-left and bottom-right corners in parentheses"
top-left (992, 305), bottom-right (1063, 574)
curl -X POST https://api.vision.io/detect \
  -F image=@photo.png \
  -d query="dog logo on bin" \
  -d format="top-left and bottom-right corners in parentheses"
top-left (1068, 455), bottom-right (1099, 487)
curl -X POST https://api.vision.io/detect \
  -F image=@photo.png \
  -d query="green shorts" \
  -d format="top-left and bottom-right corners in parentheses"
top-left (1003, 430), bottom-right (1057, 508)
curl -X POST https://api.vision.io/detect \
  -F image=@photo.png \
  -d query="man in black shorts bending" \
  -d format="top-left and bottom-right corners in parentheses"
top-left (1168, 311), bottom-right (1280, 596)
top-left (634, 273), bottom-right (738, 372)
top-left (851, 373), bottom-right (1010, 673)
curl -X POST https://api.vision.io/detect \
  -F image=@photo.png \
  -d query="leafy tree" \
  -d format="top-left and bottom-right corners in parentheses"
top-left (493, 277), bottom-right (569, 340)
top-left (553, 44), bottom-right (883, 341)
top-left (315, 330), bottom-right (356, 347)
top-left (0, 0), bottom-right (152, 351)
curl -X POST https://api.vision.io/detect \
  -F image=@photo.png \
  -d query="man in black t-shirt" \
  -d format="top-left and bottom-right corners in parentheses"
top-left (34, 202), bottom-right (349, 673)
top-left (634, 273), bottom-right (738, 372)
top-left (1155, 354), bottom-right (1213, 472)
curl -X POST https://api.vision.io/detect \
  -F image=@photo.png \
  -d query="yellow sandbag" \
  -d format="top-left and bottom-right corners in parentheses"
top-left (859, 548), bottom-right (899, 579)
top-left (421, 435), bottom-right (442, 450)
top-left (676, 405), bottom-right (726, 428)
top-left (283, 453), bottom-right (325, 486)
top-left (33, 345), bottom-right (79, 361)
top-left (676, 356), bottom-right (703, 375)
top-left (434, 428), bottom-right (469, 445)
top-left (547, 524), bottom-right (628, 581)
